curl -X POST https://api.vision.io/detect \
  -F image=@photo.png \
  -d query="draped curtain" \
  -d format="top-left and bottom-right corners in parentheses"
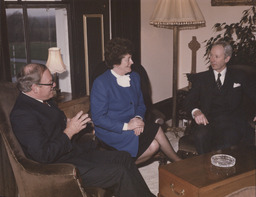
top-left (111, 0), bottom-right (141, 64)
top-left (0, 1), bottom-right (18, 195)
top-left (0, 0), bottom-right (11, 82)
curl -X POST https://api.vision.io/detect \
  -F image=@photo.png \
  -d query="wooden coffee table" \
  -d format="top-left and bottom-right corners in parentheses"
top-left (158, 146), bottom-right (256, 197)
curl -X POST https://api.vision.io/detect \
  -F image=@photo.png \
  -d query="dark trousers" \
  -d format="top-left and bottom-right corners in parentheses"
top-left (193, 118), bottom-right (244, 154)
top-left (77, 150), bottom-right (155, 197)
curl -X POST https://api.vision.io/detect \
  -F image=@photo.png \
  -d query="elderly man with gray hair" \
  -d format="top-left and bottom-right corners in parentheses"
top-left (184, 41), bottom-right (256, 154)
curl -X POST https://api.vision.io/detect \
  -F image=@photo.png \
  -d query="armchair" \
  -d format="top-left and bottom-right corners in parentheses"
top-left (0, 82), bottom-right (106, 197)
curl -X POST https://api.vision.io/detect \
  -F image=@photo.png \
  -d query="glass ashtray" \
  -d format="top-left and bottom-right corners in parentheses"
top-left (211, 154), bottom-right (236, 168)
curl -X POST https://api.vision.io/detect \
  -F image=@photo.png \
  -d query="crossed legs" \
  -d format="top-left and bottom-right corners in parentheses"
top-left (135, 127), bottom-right (181, 164)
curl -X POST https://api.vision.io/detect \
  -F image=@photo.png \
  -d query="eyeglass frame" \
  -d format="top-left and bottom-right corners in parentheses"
top-left (37, 82), bottom-right (55, 87)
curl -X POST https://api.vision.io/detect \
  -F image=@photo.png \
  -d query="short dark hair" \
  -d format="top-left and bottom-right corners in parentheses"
top-left (104, 37), bottom-right (134, 68)
top-left (17, 63), bottom-right (48, 92)
top-left (212, 41), bottom-right (233, 59)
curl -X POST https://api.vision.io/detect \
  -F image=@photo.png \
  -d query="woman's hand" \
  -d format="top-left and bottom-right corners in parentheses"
top-left (64, 111), bottom-right (91, 139)
top-left (127, 117), bottom-right (144, 135)
top-left (134, 127), bottom-right (144, 136)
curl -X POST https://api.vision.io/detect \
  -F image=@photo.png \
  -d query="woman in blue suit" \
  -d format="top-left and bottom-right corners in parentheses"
top-left (90, 38), bottom-right (181, 164)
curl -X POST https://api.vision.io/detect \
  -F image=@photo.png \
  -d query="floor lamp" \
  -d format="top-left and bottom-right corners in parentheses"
top-left (150, 0), bottom-right (205, 128)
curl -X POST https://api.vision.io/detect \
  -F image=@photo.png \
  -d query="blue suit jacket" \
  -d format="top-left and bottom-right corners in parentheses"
top-left (90, 70), bottom-right (146, 157)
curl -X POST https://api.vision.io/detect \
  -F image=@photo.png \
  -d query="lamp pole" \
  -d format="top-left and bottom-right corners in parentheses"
top-left (172, 26), bottom-right (179, 127)
top-left (150, 0), bottom-right (206, 129)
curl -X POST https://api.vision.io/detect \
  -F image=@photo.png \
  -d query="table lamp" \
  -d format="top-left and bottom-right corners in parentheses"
top-left (150, 0), bottom-right (205, 129)
top-left (46, 47), bottom-right (66, 97)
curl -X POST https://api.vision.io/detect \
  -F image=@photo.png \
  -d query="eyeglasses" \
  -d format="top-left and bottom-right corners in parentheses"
top-left (37, 82), bottom-right (54, 87)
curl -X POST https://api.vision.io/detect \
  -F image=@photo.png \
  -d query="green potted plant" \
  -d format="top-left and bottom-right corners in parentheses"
top-left (204, 6), bottom-right (256, 67)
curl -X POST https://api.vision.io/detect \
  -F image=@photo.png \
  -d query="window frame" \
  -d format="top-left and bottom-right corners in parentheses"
top-left (5, 1), bottom-right (69, 65)
top-left (2, 0), bottom-right (113, 98)
top-left (3, 0), bottom-right (74, 95)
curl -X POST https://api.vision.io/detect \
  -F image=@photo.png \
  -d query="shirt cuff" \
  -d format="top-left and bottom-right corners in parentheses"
top-left (192, 108), bottom-right (200, 119)
top-left (123, 123), bottom-right (128, 131)
top-left (135, 115), bottom-right (143, 119)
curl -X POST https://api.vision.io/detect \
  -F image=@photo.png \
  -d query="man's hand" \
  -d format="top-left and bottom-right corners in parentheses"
top-left (253, 116), bottom-right (256, 122)
top-left (64, 111), bottom-right (91, 139)
top-left (193, 109), bottom-right (209, 125)
top-left (127, 117), bottom-right (144, 135)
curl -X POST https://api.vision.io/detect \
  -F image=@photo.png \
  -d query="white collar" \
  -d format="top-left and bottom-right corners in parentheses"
top-left (111, 70), bottom-right (131, 87)
top-left (214, 67), bottom-right (227, 81)
top-left (22, 92), bottom-right (43, 103)
top-left (214, 67), bottom-right (226, 76)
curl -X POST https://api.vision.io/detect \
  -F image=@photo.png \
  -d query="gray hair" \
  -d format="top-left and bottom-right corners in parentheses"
top-left (17, 63), bottom-right (48, 92)
top-left (212, 41), bottom-right (233, 59)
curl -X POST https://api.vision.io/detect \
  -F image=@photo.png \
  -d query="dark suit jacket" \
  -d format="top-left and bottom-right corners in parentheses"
top-left (10, 93), bottom-right (96, 175)
top-left (184, 67), bottom-right (256, 123)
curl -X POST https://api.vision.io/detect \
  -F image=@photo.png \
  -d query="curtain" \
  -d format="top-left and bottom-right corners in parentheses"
top-left (111, 0), bottom-right (141, 64)
top-left (0, 0), bottom-right (11, 82)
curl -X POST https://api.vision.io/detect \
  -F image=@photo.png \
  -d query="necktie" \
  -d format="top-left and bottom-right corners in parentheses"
top-left (216, 73), bottom-right (222, 90)
top-left (43, 101), bottom-right (50, 107)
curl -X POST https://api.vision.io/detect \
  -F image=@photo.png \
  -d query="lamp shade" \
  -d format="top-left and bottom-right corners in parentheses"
top-left (150, 0), bottom-right (205, 29)
top-left (46, 47), bottom-right (66, 74)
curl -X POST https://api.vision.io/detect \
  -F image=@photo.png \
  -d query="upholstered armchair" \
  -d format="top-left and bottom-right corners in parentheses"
top-left (0, 82), bottom-right (106, 197)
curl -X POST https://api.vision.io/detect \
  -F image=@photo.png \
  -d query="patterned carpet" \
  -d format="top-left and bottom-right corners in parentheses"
top-left (139, 129), bottom-right (184, 196)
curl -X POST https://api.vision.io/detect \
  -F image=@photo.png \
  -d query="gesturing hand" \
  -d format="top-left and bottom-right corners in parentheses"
top-left (64, 111), bottom-right (91, 139)
top-left (193, 109), bottom-right (209, 125)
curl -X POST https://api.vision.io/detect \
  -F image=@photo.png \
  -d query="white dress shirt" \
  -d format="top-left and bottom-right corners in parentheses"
top-left (191, 67), bottom-right (227, 118)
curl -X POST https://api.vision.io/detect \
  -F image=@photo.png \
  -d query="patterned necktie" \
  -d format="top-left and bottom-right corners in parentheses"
top-left (216, 73), bottom-right (222, 90)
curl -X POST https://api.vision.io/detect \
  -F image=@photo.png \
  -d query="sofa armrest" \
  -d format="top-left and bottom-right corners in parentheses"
top-left (20, 158), bottom-right (78, 175)
top-left (0, 121), bottom-right (87, 197)
top-left (3, 142), bottom-right (87, 197)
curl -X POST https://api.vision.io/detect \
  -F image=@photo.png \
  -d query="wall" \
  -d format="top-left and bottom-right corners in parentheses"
top-left (57, 8), bottom-right (72, 93)
top-left (141, 0), bottom-right (251, 103)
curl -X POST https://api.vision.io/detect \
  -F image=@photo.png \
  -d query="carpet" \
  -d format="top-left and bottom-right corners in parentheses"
top-left (139, 129), bottom-right (184, 196)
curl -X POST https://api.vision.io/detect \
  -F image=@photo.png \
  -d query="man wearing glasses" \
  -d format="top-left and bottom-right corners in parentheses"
top-left (10, 63), bottom-right (155, 197)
